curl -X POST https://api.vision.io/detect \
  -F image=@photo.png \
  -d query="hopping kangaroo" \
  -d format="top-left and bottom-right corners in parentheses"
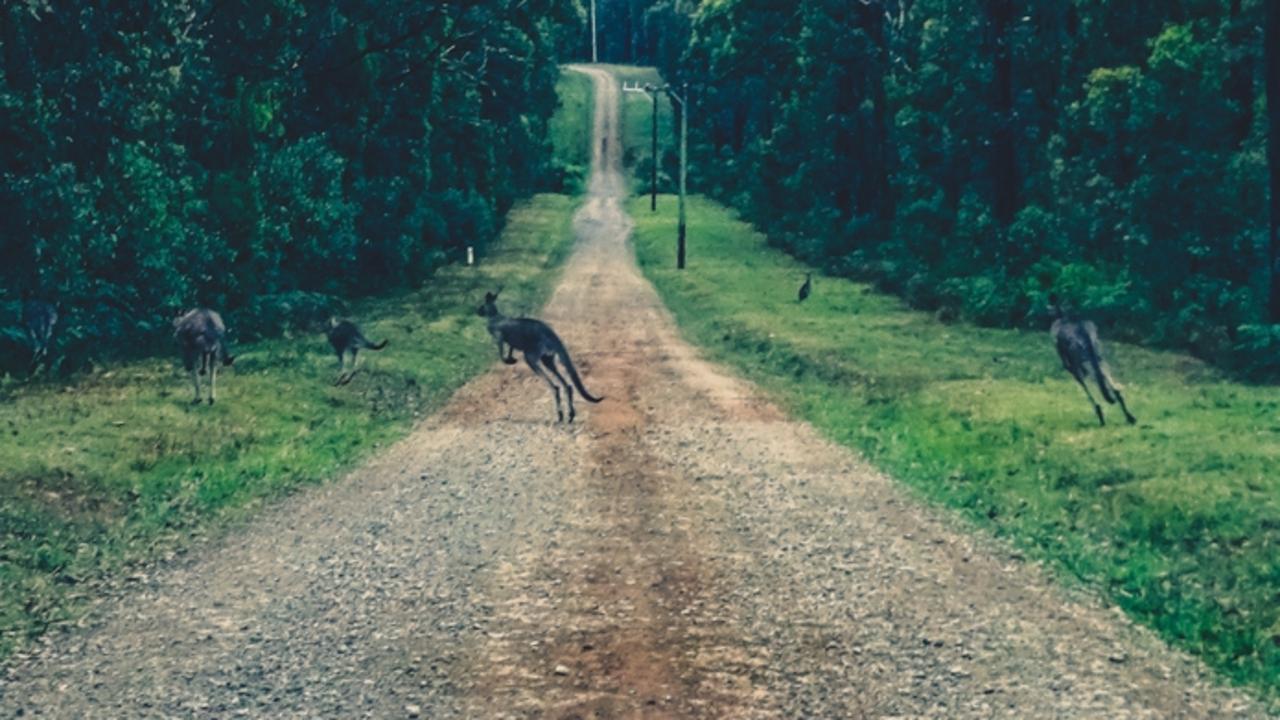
top-left (1048, 294), bottom-right (1136, 426)
top-left (174, 308), bottom-right (235, 404)
top-left (326, 318), bottom-right (388, 386)
top-left (477, 289), bottom-right (603, 423)
top-left (21, 295), bottom-right (58, 372)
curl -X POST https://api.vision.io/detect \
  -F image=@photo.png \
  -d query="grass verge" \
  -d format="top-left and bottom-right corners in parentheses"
top-left (631, 193), bottom-right (1280, 701)
top-left (549, 67), bottom-right (595, 193)
top-left (0, 193), bottom-right (579, 660)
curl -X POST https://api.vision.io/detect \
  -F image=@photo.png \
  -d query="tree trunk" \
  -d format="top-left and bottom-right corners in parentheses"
top-left (1227, 0), bottom-right (1255, 147)
top-left (1268, 0), bottom-right (1280, 321)
top-left (832, 58), bottom-right (857, 222)
top-left (858, 0), bottom-right (895, 223)
top-left (988, 0), bottom-right (1019, 225)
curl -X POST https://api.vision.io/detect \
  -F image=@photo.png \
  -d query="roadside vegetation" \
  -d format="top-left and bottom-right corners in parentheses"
top-left (589, 1), bottom-right (1280, 377)
top-left (631, 193), bottom-right (1280, 699)
top-left (0, 2), bottom-right (583, 377)
top-left (0, 193), bottom-right (578, 660)
top-left (1, 44), bottom-right (596, 659)
top-left (548, 69), bottom-right (596, 194)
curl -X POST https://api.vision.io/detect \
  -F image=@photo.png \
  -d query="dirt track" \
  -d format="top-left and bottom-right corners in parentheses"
top-left (0, 66), bottom-right (1264, 719)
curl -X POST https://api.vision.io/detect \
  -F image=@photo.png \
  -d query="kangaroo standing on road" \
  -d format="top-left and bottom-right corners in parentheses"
top-left (21, 294), bottom-right (58, 372)
top-left (477, 288), bottom-right (603, 423)
top-left (174, 308), bottom-right (235, 404)
top-left (1049, 294), bottom-right (1136, 426)
top-left (327, 318), bottom-right (388, 386)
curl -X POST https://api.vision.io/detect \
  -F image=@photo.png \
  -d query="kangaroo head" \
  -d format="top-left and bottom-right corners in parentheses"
top-left (1047, 293), bottom-right (1067, 320)
top-left (477, 288), bottom-right (503, 318)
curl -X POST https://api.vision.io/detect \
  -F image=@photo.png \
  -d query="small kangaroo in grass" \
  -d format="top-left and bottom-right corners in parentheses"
top-left (797, 272), bottom-right (812, 303)
top-left (21, 293), bottom-right (58, 372)
top-left (327, 318), bottom-right (388, 386)
top-left (1048, 294), bottom-right (1136, 426)
top-left (174, 308), bottom-right (235, 404)
top-left (476, 288), bottom-right (603, 423)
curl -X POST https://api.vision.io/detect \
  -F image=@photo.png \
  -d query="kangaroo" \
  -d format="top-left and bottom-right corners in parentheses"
top-left (21, 294), bottom-right (58, 372)
top-left (1048, 294), bottom-right (1136, 426)
top-left (173, 308), bottom-right (235, 404)
top-left (476, 288), bottom-right (603, 423)
top-left (797, 272), bottom-right (812, 303)
top-left (326, 318), bottom-right (388, 386)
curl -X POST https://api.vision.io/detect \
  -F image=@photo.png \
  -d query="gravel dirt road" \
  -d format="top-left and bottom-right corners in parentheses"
top-left (0, 66), bottom-right (1265, 719)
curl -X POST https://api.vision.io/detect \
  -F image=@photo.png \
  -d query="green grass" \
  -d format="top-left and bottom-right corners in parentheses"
top-left (0, 193), bottom-right (579, 659)
top-left (631, 193), bottom-right (1280, 702)
top-left (549, 67), bottom-right (595, 193)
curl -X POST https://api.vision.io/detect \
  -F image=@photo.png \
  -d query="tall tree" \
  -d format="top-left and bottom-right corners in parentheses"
top-left (1, 0), bottom-right (583, 370)
top-left (1268, 0), bottom-right (1280, 321)
top-left (986, 0), bottom-right (1018, 225)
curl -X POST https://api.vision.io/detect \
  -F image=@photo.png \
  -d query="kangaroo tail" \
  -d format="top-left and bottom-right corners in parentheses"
top-left (365, 338), bottom-right (389, 350)
top-left (556, 342), bottom-right (603, 403)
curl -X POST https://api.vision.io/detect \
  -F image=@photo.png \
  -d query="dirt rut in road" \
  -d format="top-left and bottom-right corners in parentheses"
top-left (458, 68), bottom-right (774, 718)
top-left (0, 66), bottom-right (1265, 719)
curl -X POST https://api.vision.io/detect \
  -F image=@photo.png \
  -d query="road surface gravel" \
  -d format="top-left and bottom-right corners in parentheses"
top-left (0, 66), bottom-right (1263, 719)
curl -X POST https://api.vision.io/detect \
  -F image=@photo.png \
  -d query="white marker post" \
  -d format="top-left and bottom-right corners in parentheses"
top-left (466, 246), bottom-right (475, 266)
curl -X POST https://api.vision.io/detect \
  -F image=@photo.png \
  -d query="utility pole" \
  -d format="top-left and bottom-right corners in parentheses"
top-left (623, 79), bottom-right (689, 268)
top-left (650, 88), bottom-right (658, 211)
top-left (623, 82), bottom-right (661, 211)
top-left (590, 0), bottom-right (598, 63)
top-left (668, 82), bottom-right (688, 269)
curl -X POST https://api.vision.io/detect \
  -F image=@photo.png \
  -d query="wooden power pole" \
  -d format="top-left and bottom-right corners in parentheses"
top-left (669, 82), bottom-right (688, 269)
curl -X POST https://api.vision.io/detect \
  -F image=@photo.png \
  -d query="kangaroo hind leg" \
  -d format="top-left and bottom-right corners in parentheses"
top-left (1072, 370), bottom-right (1105, 426)
top-left (525, 353), bottom-right (563, 422)
top-left (542, 354), bottom-right (576, 423)
top-left (190, 366), bottom-right (203, 404)
top-left (340, 349), bottom-right (360, 386)
top-left (334, 349), bottom-right (348, 385)
top-left (1112, 387), bottom-right (1137, 425)
top-left (208, 358), bottom-right (218, 404)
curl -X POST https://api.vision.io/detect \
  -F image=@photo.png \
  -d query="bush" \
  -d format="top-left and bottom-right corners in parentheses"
top-left (940, 275), bottom-right (1022, 327)
top-left (231, 291), bottom-right (347, 343)
top-left (1231, 325), bottom-right (1280, 382)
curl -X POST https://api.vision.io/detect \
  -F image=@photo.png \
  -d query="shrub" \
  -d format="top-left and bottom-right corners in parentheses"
top-left (1231, 325), bottom-right (1280, 382)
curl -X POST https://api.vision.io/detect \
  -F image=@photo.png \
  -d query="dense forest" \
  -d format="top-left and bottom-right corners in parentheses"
top-left (6, 1), bottom-right (1279, 376)
top-left (596, 0), bottom-right (1280, 376)
top-left (0, 0), bottom-right (582, 372)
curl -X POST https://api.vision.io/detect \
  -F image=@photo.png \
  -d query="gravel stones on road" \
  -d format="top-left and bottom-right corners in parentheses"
top-left (1, 67), bottom-right (1267, 719)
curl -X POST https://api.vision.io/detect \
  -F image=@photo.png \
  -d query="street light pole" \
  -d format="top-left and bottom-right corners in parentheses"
top-left (624, 79), bottom-right (689, 268)
top-left (590, 0), bottom-right (598, 63)
top-left (650, 88), bottom-right (658, 211)
top-left (668, 82), bottom-right (688, 269)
